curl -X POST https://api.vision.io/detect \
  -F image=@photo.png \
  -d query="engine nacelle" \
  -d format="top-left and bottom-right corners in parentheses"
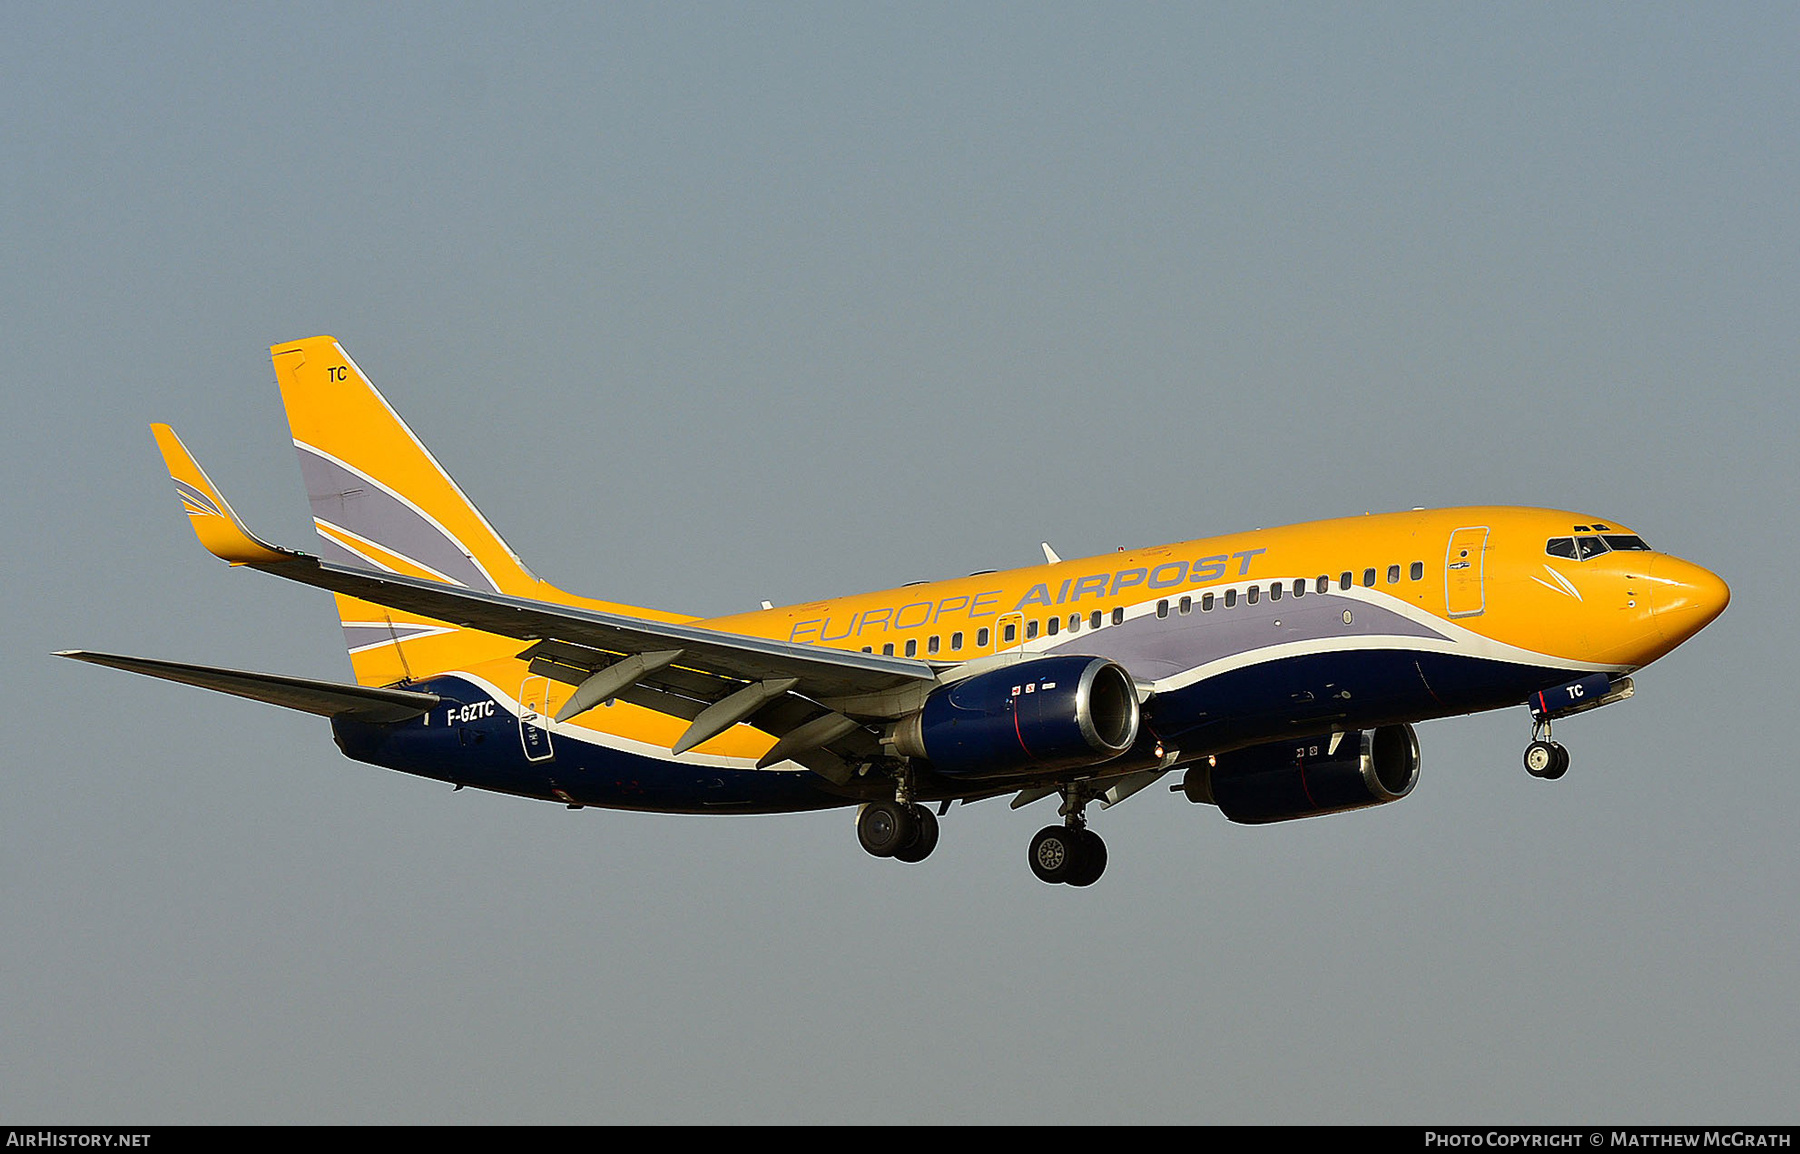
top-left (1180, 725), bottom-right (1419, 824)
top-left (892, 655), bottom-right (1140, 780)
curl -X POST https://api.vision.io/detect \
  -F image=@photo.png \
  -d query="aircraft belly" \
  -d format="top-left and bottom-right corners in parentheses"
top-left (1147, 648), bottom-right (1566, 752)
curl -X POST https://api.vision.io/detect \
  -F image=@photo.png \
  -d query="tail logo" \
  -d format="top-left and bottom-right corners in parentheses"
top-left (173, 479), bottom-right (222, 520)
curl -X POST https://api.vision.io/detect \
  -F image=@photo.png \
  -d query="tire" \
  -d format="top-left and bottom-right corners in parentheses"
top-left (1543, 742), bottom-right (1570, 780)
top-left (1029, 825), bottom-right (1083, 884)
top-left (893, 805), bottom-right (939, 863)
top-left (857, 801), bottom-right (917, 858)
top-left (1524, 740), bottom-right (1557, 777)
top-left (1066, 828), bottom-right (1108, 887)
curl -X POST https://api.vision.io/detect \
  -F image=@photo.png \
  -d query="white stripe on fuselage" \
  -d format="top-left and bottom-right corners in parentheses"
top-left (997, 580), bottom-right (1626, 696)
top-left (438, 670), bottom-right (777, 772)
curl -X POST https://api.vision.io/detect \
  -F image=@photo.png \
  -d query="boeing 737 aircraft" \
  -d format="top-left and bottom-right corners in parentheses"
top-left (62, 337), bottom-right (1731, 885)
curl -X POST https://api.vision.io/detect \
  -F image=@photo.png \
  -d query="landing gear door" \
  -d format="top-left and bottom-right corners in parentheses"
top-left (519, 675), bottom-right (556, 762)
top-left (1445, 526), bottom-right (1489, 618)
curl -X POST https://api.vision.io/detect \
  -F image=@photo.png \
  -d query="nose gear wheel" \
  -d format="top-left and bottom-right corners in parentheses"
top-left (1524, 720), bottom-right (1570, 780)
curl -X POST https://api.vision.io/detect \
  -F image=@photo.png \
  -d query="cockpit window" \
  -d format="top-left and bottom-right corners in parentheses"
top-left (1574, 536), bottom-right (1609, 560)
top-left (1547, 535), bottom-right (1640, 561)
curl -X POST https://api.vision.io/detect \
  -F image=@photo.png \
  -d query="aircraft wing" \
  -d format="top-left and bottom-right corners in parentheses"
top-left (252, 555), bottom-right (934, 704)
top-left (249, 557), bottom-right (929, 778)
top-left (151, 422), bottom-right (933, 778)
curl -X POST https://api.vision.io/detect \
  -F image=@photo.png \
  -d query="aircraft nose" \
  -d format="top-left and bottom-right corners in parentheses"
top-left (1646, 554), bottom-right (1730, 644)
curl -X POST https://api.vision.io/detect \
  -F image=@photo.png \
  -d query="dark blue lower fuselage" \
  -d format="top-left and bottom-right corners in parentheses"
top-left (330, 646), bottom-right (1585, 811)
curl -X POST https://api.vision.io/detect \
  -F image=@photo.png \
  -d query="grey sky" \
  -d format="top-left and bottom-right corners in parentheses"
top-left (4, 3), bottom-right (1795, 1123)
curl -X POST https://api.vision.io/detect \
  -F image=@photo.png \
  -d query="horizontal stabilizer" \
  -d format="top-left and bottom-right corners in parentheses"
top-left (55, 651), bottom-right (440, 723)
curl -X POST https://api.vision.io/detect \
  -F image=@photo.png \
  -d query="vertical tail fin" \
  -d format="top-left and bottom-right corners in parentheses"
top-left (272, 336), bottom-right (538, 598)
top-left (268, 336), bottom-right (682, 687)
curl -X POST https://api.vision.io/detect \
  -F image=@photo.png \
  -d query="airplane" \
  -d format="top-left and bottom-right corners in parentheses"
top-left (60, 336), bottom-right (1731, 886)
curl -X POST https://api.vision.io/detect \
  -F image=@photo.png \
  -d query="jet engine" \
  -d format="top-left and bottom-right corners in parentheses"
top-left (1179, 724), bottom-right (1420, 823)
top-left (892, 655), bottom-right (1139, 780)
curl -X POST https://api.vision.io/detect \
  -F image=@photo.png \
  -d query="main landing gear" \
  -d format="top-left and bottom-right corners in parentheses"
top-left (1028, 786), bottom-right (1107, 887)
top-left (1523, 720), bottom-right (1570, 780)
top-left (853, 775), bottom-right (1112, 885)
top-left (856, 799), bottom-right (939, 864)
top-left (1029, 823), bottom-right (1107, 886)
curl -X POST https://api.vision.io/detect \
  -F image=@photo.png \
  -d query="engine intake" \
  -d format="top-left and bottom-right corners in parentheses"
top-left (1180, 725), bottom-right (1419, 824)
top-left (893, 655), bottom-right (1140, 780)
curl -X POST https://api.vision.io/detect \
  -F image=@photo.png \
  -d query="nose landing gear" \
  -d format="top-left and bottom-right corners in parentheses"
top-left (1521, 673), bottom-right (1637, 781)
top-left (1523, 720), bottom-right (1569, 780)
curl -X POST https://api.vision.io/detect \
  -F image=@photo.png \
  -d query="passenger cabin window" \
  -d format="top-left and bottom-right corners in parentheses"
top-left (1247, 585), bottom-right (1260, 605)
top-left (1047, 616), bottom-right (1060, 636)
top-left (1068, 614), bottom-right (1080, 633)
top-left (1316, 576), bottom-right (1329, 594)
top-left (951, 631), bottom-right (963, 650)
top-left (1090, 610), bottom-right (1103, 630)
top-left (977, 627), bottom-right (990, 647)
top-left (1003, 623), bottom-right (1016, 643)
top-left (882, 643), bottom-right (894, 656)
top-left (1387, 564), bottom-right (1401, 584)
top-left (1362, 568), bottom-right (1377, 587)
top-left (1268, 582), bottom-right (1281, 601)
top-left (927, 635), bottom-right (939, 655)
top-left (1340, 572), bottom-right (1353, 590)
top-left (905, 639), bottom-right (917, 657)
top-left (1156, 599), bottom-right (1169, 618)
top-left (1410, 561), bottom-right (1424, 580)
top-left (1293, 579), bottom-right (1305, 597)
top-left (1224, 589), bottom-right (1237, 608)
top-left (1201, 592), bottom-right (1214, 611)
top-left (1112, 607), bottom-right (1124, 626)
top-left (1179, 595), bottom-right (1192, 615)
top-left (1026, 620), bottom-right (1039, 640)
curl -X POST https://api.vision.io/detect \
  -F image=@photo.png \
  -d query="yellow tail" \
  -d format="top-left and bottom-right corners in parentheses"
top-left (269, 336), bottom-right (687, 687)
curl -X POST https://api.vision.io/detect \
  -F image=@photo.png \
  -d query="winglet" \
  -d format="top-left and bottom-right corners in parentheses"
top-left (151, 424), bottom-right (296, 565)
